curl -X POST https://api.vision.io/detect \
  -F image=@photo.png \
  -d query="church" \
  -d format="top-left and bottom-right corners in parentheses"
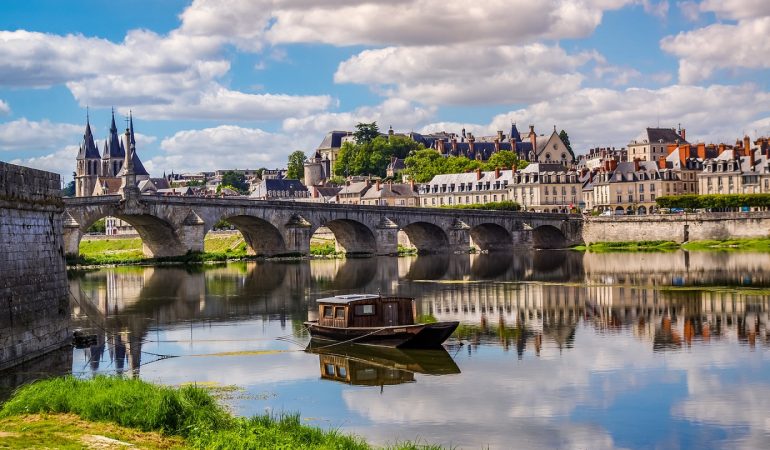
top-left (74, 110), bottom-right (153, 197)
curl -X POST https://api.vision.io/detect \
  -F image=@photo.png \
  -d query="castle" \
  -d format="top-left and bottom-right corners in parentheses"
top-left (74, 110), bottom-right (150, 197)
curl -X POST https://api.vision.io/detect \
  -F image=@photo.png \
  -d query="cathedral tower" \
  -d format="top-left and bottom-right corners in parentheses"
top-left (74, 114), bottom-right (101, 197)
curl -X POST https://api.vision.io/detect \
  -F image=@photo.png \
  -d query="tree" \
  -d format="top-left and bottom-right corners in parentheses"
top-left (62, 180), bottom-right (75, 197)
top-left (482, 150), bottom-right (527, 171)
top-left (286, 150), bottom-right (307, 180)
top-left (334, 134), bottom-right (423, 178)
top-left (86, 218), bottom-right (106, 234)
top-left (559, 130), bottom-right (572, 153)
top-left (353, 122), bottom-right (380, 145)
top-left (220, 171), bottom-right (249, 194)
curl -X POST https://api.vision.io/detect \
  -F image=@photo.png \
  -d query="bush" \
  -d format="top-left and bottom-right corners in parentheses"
top-left (440, 200), bottom-right (521, 211)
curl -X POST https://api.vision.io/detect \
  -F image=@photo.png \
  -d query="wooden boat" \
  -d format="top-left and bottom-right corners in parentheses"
top-left (304, 294), bottom-right (459, 348)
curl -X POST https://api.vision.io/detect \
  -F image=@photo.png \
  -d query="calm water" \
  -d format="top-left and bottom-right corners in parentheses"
top-left (4, 250), bottom-right (770, 449)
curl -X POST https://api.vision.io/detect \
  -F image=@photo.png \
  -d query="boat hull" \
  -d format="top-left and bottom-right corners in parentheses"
top-left (304, 321), bottom-right (459, 348)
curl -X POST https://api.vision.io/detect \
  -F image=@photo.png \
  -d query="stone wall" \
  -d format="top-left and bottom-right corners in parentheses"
top-left (0, 161), bottom-right (70, 371)
top-left (584, 212), bottom-right (770, 244)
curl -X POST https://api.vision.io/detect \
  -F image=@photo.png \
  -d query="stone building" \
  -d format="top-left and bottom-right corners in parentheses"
top-left (589, 160), bottom-right (685, 215)
top-left (417, 164), bottom-right (584, 212)
top-left (699, 137), bottom-right (770, 196)
top-left (249, 178), bottom-right (309, 200)
top-left (337, 180), bottom-right (372, 205)
top-left (360, 180), bottom-right (418, 206)
top-left (627, 127), bottom-right (688, 162)
top-left (74, 111), bottom-right (150, 197)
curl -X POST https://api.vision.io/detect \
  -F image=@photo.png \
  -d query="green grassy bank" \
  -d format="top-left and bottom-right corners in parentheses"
top-left (73, 234), bottom-right (421, 266)
top-left (574, 237), bottom-right (770, 253)
top-left (0, 376), bottom-right (437, 449)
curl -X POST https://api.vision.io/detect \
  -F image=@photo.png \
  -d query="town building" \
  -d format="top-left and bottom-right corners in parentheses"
top-left (337, 180), bottom-right (372, 205)
top-left (627, 127), bottom-right (687, 162)
top-left (699, 137), bottom-right (770, 196)
top-left (249, 178), bottom-right (309, 200)
top-left (360, 180), bottom-right (418, 206)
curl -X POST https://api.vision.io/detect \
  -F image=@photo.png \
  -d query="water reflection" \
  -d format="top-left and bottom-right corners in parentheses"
top-left (306, 342), bottom-right (460, 386)
top-left (12, 249), bottom-right (770, 448)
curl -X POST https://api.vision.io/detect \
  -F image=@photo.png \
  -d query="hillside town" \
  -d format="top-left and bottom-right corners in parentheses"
top-left (73, 111), bottom-right (770, 218)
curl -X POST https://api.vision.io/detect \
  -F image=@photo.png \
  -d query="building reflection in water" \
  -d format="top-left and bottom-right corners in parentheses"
top-left (67, 250), bottom-right (770, 377)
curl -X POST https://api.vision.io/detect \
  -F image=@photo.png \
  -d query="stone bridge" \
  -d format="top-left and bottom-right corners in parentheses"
top-left (62, 194), bottom-right (583, 257)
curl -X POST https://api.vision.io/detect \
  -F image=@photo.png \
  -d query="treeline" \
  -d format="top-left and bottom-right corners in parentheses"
top-left (440, 200), bottom-right (521, 211)
top-left (334, 123), bottom-right (424, 178)
top-left (656, 194), bottom-right (770, 209)
top-left (404, 149), bottom-right (527, 183)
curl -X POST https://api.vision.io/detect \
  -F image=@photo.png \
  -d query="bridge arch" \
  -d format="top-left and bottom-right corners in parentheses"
top-left (399, 221), bottom-right (449, 254)
top-left (532, 225), bottom-right (568, 249)
top-left (223, 215), bottom-right (286, 256)
top-left (76, 212), bottom-right (187, 258)
top-left (319, 219), bottom-right (377, 254)
top-left (470, 223), bottom-right (513, 252)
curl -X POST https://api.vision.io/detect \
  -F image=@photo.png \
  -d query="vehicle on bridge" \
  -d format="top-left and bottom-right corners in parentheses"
top-left (304, 294), bottom-right (458, 348)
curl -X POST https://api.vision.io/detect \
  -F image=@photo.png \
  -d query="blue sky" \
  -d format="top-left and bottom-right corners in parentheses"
top-left (1, 0), bottom-right (770, 182)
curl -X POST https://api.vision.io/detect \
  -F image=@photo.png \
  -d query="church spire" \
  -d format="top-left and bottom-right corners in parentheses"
top-left (129, 110), bottom-right (136, 146)
top-left (76, 111), bottom-right (100, 160)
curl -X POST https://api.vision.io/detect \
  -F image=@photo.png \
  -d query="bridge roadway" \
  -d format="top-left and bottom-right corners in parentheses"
top-left (62, 194), bottom-right (583, 257)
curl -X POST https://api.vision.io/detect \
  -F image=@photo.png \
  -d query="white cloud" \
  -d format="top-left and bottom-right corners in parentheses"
top-left (676, 1), bottom-right (700, 22)
top-left (699, 0), bottom-right (770, 20)
top-left (0, 118), bottom-right (82, 152)
top-left (150, 125), bottom-right (312, 175)
top-left (10, 145), bottom-right (79, 181)
top-left (268, 0), bottom-right (632, 46)
top-left (335, 44), bottom-right (595, 106)
top-left (0, 100), bottom-right (9, 115)
top-left (420, 84), bottom-right (770, 152)
top-left (661, 17), bottom-right (770, 84)
top-left (282, 98), bottom-right (436, 135)
top-left (178, 0), bottom-right (274, 51)
top-left (641, 0), bottom-right (670, 19)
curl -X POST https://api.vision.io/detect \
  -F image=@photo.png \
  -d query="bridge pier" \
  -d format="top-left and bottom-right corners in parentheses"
top-left (447, 221), bottom-right (472, 253)
top-left (284, 223), bottom-right (312, 256)
top-left (374, 223), bottom-right (399, 255)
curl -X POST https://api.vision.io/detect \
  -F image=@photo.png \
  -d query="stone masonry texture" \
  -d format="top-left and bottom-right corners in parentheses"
top-left (0, 161), bottom-right (70, 372)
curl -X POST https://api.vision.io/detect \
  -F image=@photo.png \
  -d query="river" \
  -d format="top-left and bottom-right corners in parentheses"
top-left (3, 250), bottom-right (770, 449)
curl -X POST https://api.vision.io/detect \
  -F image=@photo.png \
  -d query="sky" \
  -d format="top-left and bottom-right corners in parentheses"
top-left (1, 0), bottom-right (770, 183)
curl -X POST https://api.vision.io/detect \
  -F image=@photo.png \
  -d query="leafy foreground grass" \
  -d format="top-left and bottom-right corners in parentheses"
top-left (0, 376), bottom-right (439, 449)
top-left (682, 238), bottom-right (770, 252)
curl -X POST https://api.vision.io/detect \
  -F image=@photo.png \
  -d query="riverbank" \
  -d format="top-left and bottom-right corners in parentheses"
top-left (71, 233), bottom-right (418, 267)
top-left (0, 376), bottom-right (437, 449)
top-left (574, 237), bottom-right (770, 253)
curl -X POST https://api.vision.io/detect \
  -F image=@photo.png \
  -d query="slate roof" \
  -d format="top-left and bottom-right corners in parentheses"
top-left (631, 128), bottom-right (688, 145)
top-left (317, 131), bottom-right (349, 149)
top-left (116, 150), bottom-right (149, 176)
top-left (103, 111), bottom-right (125, 159)
top-left (76, 120), bottom-right (101, 159)
top-left (338, 181), bottom-right (371, 196)
top-left (361, 183), bottom-right (417, 199)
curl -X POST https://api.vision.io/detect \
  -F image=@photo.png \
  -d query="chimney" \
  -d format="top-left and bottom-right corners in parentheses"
top-left (609, 159), bottom-right (618, 171)
top-left (497, 130), bottom-right (504, 141)
top-left (437, 138), bottom-right (445, 154)
top-left (658, 156), bottom-right (666, 170)
top-left (633, 158), bottom-right (640, 171)
top-left (529, 125), bottom-right (537, 153)
top-left (680, 144), bottom-right (689, 166)
top-left (718, 143), bottom-right (726, 155)
top-left (744, 136), bottom-right (751, 155)
top-left (494, 167), bottom-right (500, 178)
top-left (494, 138), bottom-right (500, 153)
top-left (511, 162), bottom-right (517, 172)
top-left (475, 168), bottom-right (482, 180)
top-left (462, 127), bottom-right (466, 141)
top-left (681, 128), bottom-right (686, 142)
top-left (313, 186), bottom-right (319, 198)
top-left (410, 178), bottom-right (415, 191)
top-left (376, 179), bottom-right (381, 191)
top-left (696, 143), bottom-right (705, 160)
top-left (451, 137), bottom-right (458, 154)
top-left (750, 148), bottom-right (756, 168)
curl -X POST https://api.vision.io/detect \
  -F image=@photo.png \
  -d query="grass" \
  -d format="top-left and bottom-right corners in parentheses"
top-left (582, 240), bottom-right (681, 253)
top-left (0, 376), bottom-right (440, 449)
top-left (682, 238), bottom-right (770, 252)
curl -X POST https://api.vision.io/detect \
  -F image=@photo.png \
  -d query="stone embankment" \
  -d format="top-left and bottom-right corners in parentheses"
top-left (0, 161), bottom-right (70, 371)
top-left (583, 212), bottom-right (770, 244)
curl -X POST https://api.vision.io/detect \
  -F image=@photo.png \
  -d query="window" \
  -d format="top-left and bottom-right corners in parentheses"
top-left (337, 366), bottom-right (347, 377)
top-left (323, 306), bottom-right (333, 318)
top-left (335, 307), bottom-right (345, 319)
top-left (324, 364), bottom-right (335, 376)
top-left (355, 304), bottom-right (375, 315)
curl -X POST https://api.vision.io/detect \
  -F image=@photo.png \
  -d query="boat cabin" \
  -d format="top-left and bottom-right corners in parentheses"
top-left (316, 294), bottom-right (416, 328)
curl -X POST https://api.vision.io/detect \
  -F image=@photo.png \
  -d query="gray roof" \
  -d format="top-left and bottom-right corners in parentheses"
top-left (316, 294), bottom-right (381, 304)
top-left (103, 111), bottom-right (125, 159)
top-left (631, 128), bottom-right (687, 145)
top-left (317, 131), bottom-right (349, 149)
top-left (76, 120), bottom-right (101, 160)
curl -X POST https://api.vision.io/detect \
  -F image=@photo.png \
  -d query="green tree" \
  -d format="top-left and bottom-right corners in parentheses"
top-left (220, 171), bottom-right (249, 194)
top-left (286, 150), bottom-right (307, 179)
top-left (353, 122), bottom-right (380, 145)
top-left (482, 150), bottom-right (528, 171)
top-left (62, 180), bottom-right (75, 197)
top-left (86, 218), bottom-right (106, 234)
top-left (387, 134), bottom-right (424, 159)
top-left (559, 130), bottom-right (572, 153)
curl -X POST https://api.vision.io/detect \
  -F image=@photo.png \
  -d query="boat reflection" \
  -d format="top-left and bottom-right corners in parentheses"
top-left (306, 341), bottom-right (460, 386)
